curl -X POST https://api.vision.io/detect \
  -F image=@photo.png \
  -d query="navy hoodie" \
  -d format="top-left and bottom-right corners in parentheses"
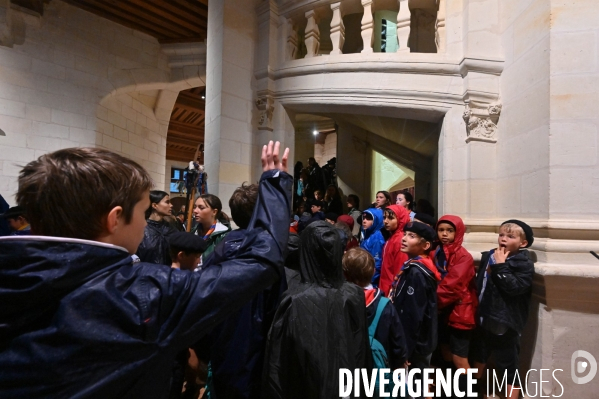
top-left (0, 169), bottom-right (292, 399)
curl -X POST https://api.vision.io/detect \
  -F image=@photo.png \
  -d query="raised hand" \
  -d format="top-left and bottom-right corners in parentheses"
top-left (261, 140), bottom-right (289, 173)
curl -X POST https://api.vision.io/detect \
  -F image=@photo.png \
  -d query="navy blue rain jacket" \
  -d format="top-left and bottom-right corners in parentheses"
top-left (194, 183), bottom-right (292, 399)
top-left (0, 169), bottom-right (292, 399)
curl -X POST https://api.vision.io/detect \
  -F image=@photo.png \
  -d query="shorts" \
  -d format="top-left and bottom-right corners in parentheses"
top-left (439, 323), bottom-right (473, 358)
top-left (470, 327), bottom-right (521, 386)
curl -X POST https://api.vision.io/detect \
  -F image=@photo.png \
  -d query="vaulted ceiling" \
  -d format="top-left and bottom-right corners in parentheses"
top-left (166, 87), bottom-right (205, 163)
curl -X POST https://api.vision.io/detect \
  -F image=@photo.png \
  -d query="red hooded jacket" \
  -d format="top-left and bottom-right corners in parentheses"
top-left (379, 205), bottom-right (411, 295)
top-left (435, 215), bottom-right (478, 330)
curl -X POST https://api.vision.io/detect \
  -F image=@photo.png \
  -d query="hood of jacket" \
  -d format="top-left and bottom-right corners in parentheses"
top-left (403, 255), bottom-right (442, 282)
top-left (437, 215), bottom-right (465, 261)
top-left (299, 221), bottom-right (344, 288)
top-left (0, 236), bottom-right (132, 342)
top-left (385, 205), bottom-right (411, 237)
top-left (363, 208), bottom-right (384, 238)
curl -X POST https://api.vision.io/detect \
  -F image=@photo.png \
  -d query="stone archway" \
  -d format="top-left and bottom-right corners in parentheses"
top-left (94, 42), bottom-right (206, 189)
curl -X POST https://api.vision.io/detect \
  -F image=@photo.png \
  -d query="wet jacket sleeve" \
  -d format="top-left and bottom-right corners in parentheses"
top-left (384, 302), bottom-right (408, 369)
top-left (437, 250), bottom-right (474, 309)
top-left (395, 270), bottom-right (429, 358)
top-left (146, 170), bottom-right (292, 348)
top-left (489, 258), bottom-right (534, 297)
top-left (373, 236), bottom-right (385, 284)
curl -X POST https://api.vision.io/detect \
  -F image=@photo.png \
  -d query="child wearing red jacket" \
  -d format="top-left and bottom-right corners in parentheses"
top-left (379, 204), bottom-right (411, 295)
top-left (434, 215), bottom-right (478, 371)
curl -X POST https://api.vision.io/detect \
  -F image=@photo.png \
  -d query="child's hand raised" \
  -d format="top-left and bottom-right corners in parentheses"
top-left (261, 141), bottom-right (289, 173)
top-left (494, 246), bottom-right (509, 264)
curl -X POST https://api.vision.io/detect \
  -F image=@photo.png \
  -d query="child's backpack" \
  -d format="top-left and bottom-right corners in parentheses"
top-left (369, 297), bottom-right (406, 398)
top-left (369, 296), bottom-right (390, 373)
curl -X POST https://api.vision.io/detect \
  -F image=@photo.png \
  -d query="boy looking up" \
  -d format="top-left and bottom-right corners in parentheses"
top-left (0, 141), bottom-right (292, 398)
top-left (472, 220), bottom-right (535, 399)
top-left (388, 222), bottom-right (441, 385)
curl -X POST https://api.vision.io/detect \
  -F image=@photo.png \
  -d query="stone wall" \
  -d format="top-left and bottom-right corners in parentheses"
top-left (548, 0), bottom-right (598, 223)
top-left (0, 0), bottom-right (205, 205)
top-left (204, 0), bottom-right (258, 211)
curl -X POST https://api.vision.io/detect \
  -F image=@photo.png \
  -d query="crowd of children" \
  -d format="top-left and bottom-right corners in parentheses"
top-left (0, 145), bottom-right (535, 399)
top-left (288, 172), bottom-right (535, 399)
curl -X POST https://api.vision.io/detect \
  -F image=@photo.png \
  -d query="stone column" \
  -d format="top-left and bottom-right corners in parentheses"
top-left (330, 2), bottom-right (345, 55)
top-left (396, 0), bottom-right (410, 52)
top-left (304, 10), bottom-right (320, 58)
top-left (360, 0), bottom-right (374, 54)
top-left (435, 0), bottom-right (446, 52)
top-left (204, 0), bottom-right (258, 206)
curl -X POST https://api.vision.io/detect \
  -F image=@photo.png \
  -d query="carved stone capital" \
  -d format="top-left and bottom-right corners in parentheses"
top-left (256, 92), bottom-right (274, 131)
top-left (463, 102), bottom-right (502, 143)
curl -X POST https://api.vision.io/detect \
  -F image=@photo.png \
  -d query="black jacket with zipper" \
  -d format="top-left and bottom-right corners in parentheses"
top-left (476, 250), bottom-right (534, 334)
top-left (390, 261), bottom-right (439, 358)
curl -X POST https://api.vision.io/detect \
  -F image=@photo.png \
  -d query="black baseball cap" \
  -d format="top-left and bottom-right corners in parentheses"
top-left (0, 206), bottom-right (25, 220)
top-left (168, 232), bottom-right (208, 253)
top-left (404, 221), bottom-right (436, 243)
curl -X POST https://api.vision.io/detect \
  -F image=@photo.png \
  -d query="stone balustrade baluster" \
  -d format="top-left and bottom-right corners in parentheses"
top-left (360, 0), bottom-right (374, 53)
top-left (330, 2), bottom-right (345, 55)
top-left (286, 18), bottom-right (298, 60)
top-left (397, 0), bottom-right (410, 52)
top-left (304, 10), bottom-right (320, 58)
top-left (435, 0), bottom-right (446, 52)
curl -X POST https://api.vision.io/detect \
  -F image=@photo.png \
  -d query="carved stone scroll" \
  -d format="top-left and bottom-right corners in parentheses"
top-left (463, 102), bottom-right (502, 143)
top-left (256, 93), bottom-right (274, 131)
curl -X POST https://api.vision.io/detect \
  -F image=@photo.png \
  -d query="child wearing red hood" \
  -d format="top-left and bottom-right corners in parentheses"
top-left (379, 205), bottom-right (411, 295)
top-left (434, 215), bottom-right (478, 373)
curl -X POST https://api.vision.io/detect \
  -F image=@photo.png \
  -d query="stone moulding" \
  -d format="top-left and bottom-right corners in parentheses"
top-left (161, 42), bottom-right (207, 69)
top-left (463, 102), bottom-right (502, 143)
top-left (256, 92), bottom-right (275, 131)
top-left (273, 55), bottom-right (504, 79)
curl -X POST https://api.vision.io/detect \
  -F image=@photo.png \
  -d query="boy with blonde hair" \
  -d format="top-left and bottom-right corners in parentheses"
top-left (472, 219), bottom-right (535, 399)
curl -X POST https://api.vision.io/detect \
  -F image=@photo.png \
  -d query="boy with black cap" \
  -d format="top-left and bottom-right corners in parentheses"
top-left (169, 232), bottom-right (208, 271)
top-left (472, 220), bottom-right (535, 399)
top-left (1, 206), bottom-right (31, 236)
top-left (324, 212), bottom-right (338, 224)
top-left (388, 221), bottom-right (442, 395)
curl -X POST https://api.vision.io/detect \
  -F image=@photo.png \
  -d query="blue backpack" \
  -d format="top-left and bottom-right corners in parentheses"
top-left (369, 297), bottom-right (406, 398)
top-left (369, 297), bottom-right (390, 370)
